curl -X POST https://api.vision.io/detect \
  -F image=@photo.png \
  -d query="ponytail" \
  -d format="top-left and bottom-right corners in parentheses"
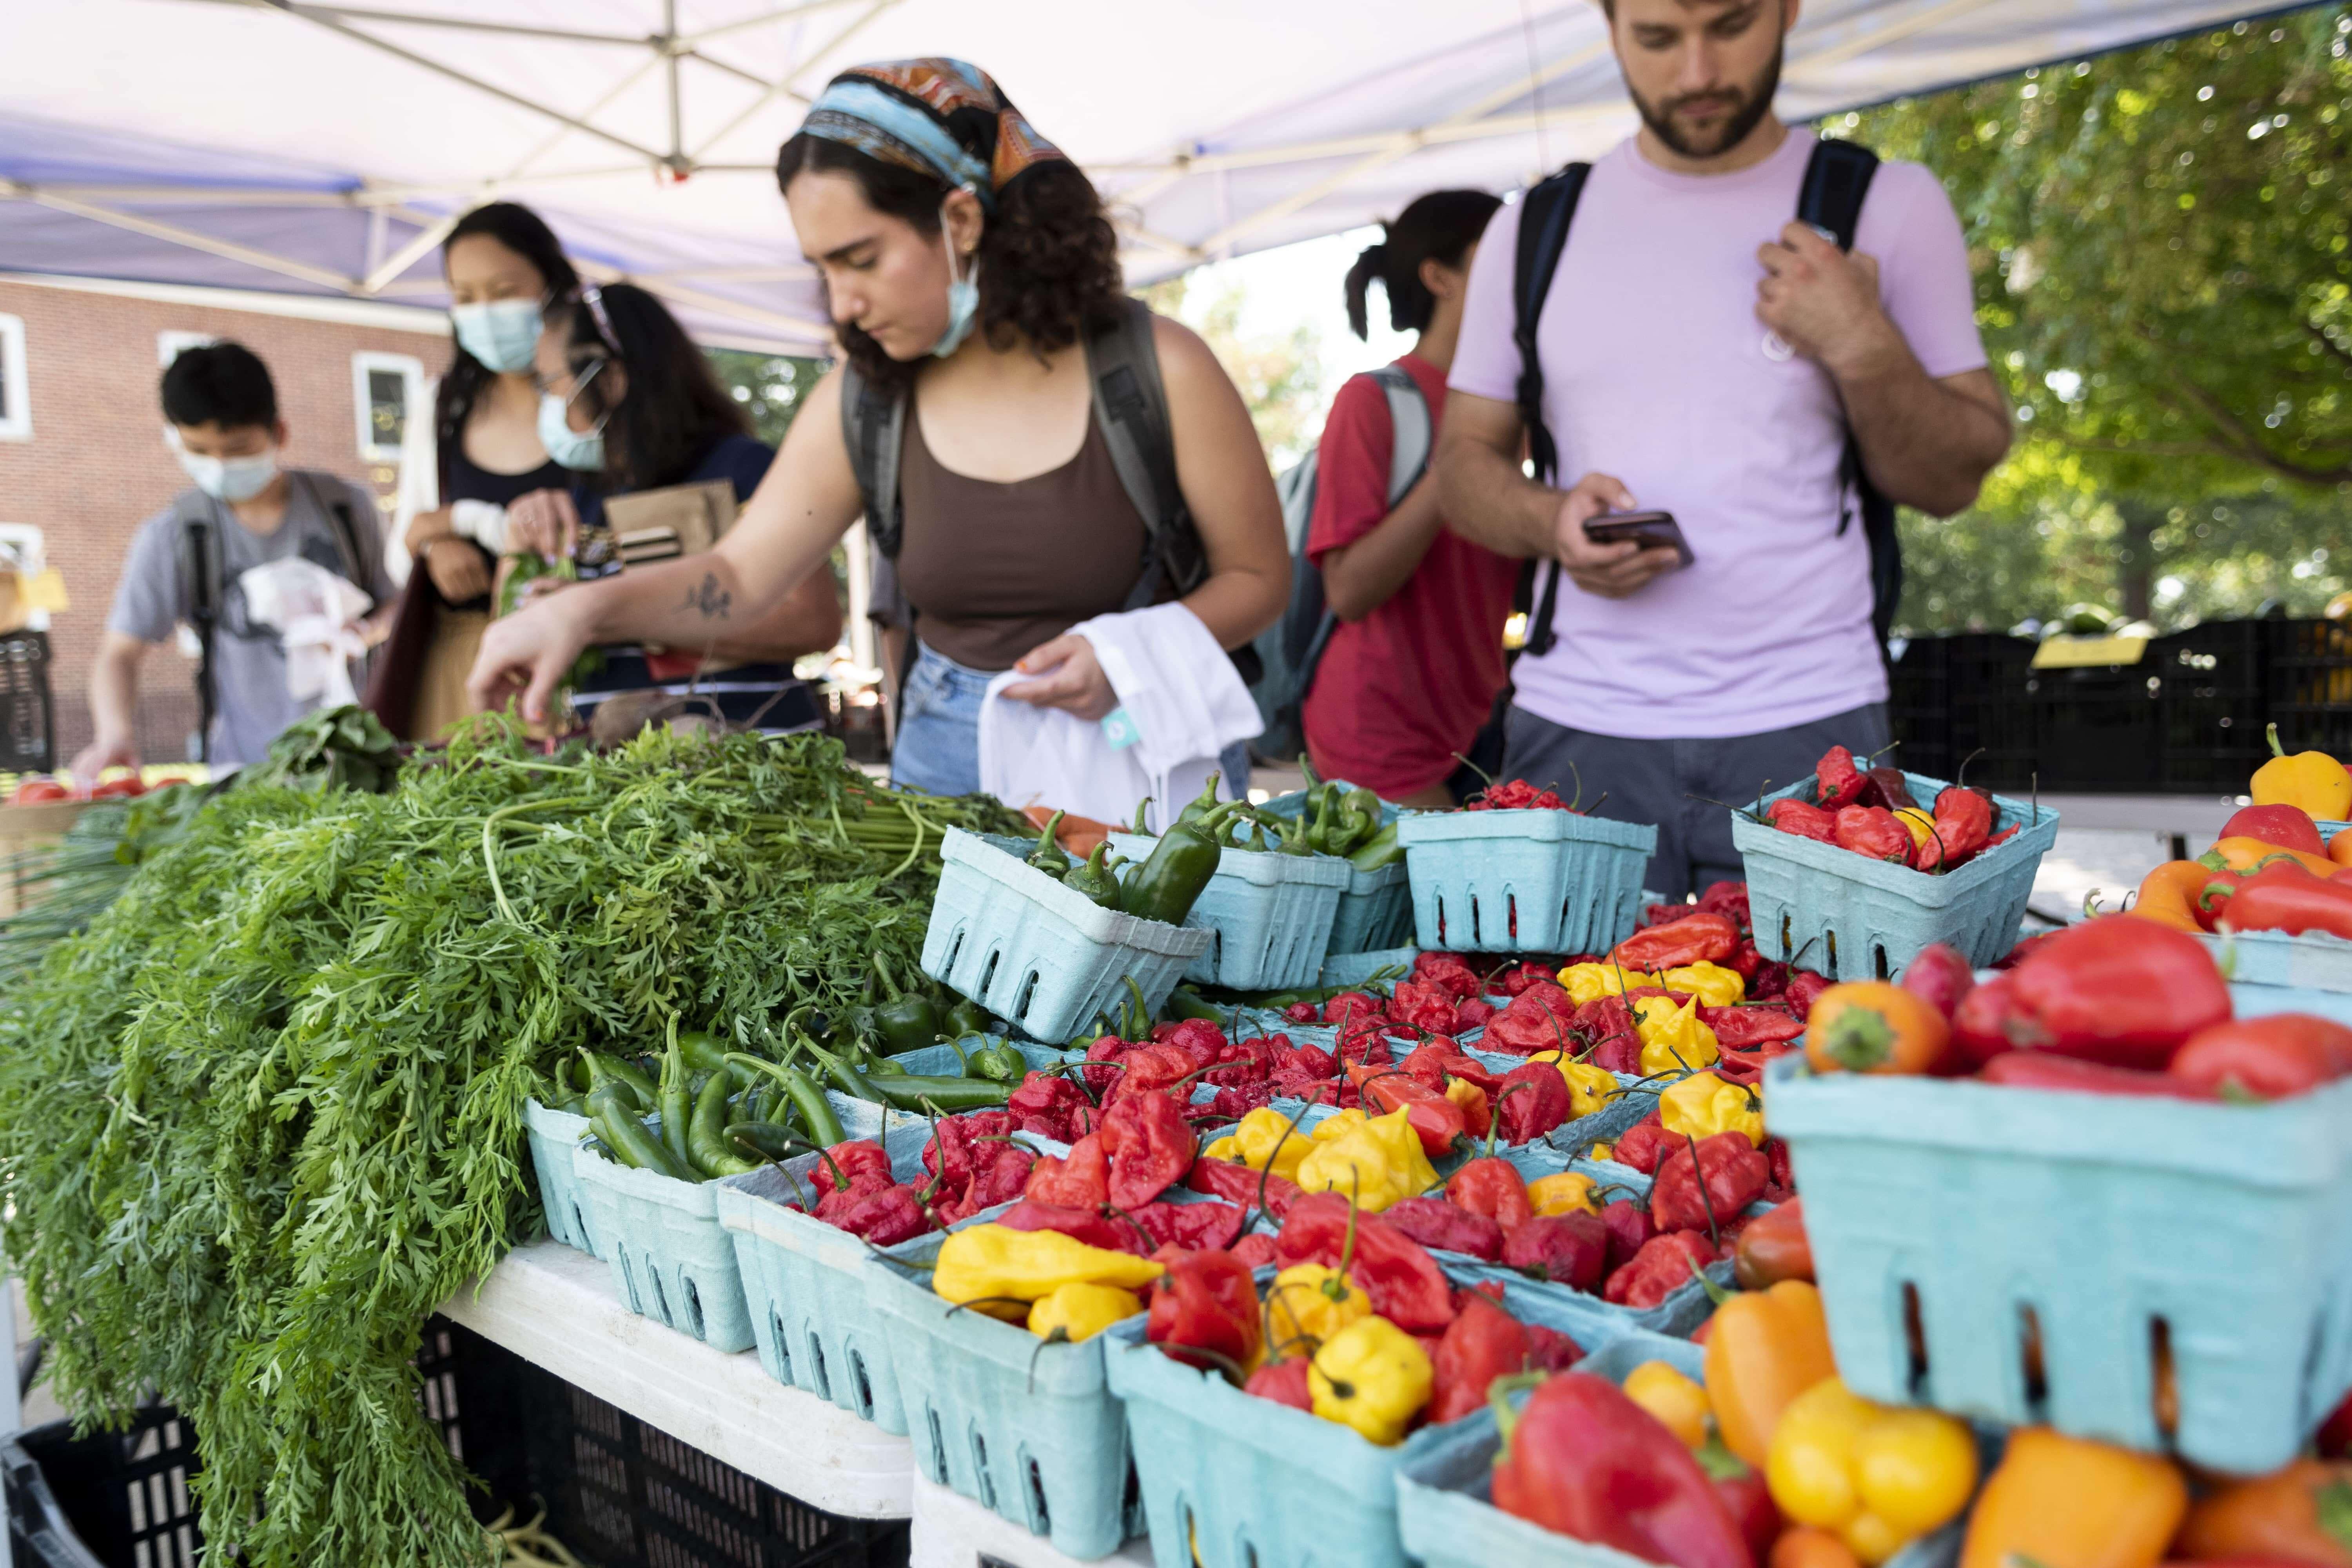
top-left (1341, 189), bottom-right (1503, 339)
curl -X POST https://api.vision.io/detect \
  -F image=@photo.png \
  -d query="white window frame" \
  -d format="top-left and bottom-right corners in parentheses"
top-left (351, 350), bottom-right (425, 463)
top-left (156, 329), bottom-right (217, 367)
top-left (0, 314), bottom-right (29, 442)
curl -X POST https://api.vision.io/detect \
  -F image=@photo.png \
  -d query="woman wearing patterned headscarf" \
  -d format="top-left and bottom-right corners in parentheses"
top-left (472, 58), bottom-right (1288, 798)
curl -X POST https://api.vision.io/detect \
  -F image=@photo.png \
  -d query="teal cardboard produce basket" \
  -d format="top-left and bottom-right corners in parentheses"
top-left (524, 1098), bottom-right (603, 1258)
top-left (1397, 809), bottom-right (1655, 955)
top-left (573, 1128), bottom-right (757, 1354)
top-left (1108, 831), bottom-right (1352, 992)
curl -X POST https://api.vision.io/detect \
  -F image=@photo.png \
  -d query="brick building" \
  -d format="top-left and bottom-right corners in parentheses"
top-left (0, 274), bottom-right (447, 767)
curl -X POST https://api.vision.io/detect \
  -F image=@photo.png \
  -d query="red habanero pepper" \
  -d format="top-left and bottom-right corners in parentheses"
top-left (1700, 1004), bottom-right (1804, 1050)
top-left (1282, 1002), bottom-right (1320, 1024)
top-left (1604, 1230), bottom-right (1718, 1309)
top-left (1496, 962), bottom-right (1560, 998)
top-left (1650, 1133), bottom-right (1769, 1236)
top-left (1572, 995), bottom-right (1644, 1072)
top-left (1402, 1042), bottom-right (1502, 1095)
top-left (972, 1143), bottom-right (1036, 1208)
top-left (1978, 1051), bottom-right (2214, 1098)
top-left (1008, 1071), bottom-right (1090, 1142)
top-left (1231, 1232), bottom-right (1279, 1270)
top-left (1185, 1153), bottom-right (1303, 1218)
top-left (1414, 950), bottom-right (1484, 999)
top-left (1601, 1198), bottom-right (1655, 1274)
top-left (1610, 1112), bottom-right (1672, 1175)
top-left (1454, 997), bottom-right (1499, 1033)
top-left (819, 1139), bottom-right (894, 1193)
top-left (1712, 1042), bottom-right (1796, 1089)
top-left (1146, 1249), bottom-right (1261, 1373)
top-left (1321, 991), bottom-right (1385, 1031)
top-left (1815, 745), bottom-right (1869, 810)
top-left (1866, 766), bottom-right (1916, 809)
top-left (1345, 1060), bottom-right (1472, 1158)
top-left (1132, 1199), bottom-right (1247, 1253)
top-left (1950, 969), bottom-right (2024, 1071)
top-left (1931, 785), bottom-right (1994, 865)
top-left (826, 1184), bottom-right (933, 1247)
top-left (920, 1118), bottom-right (980, 1198)
top-left (1243, 1356), bottom-right (1315, 1412)
top-left (995, 1198), bottom-right (1141, 1255)
top-left (1389, 978), bottom-right (1464, 1036)
top-left (1768, 798), bottom-right (1838, 843)
top-left (1081, 1035), bottom-right (1129, 1099)
top-left (1898, 942), bottom-right (1976, 1021)
top-left (1100, 1090), bottom-right (1198, 1209)
top-left (1428, 1291), bottom-right (1532, 1423)
top-left (1274, 1191), bottom-right (1457, 1334)
top-left (1526, 1323), bottom-right (1583, 1373)
top-left (1495, 1062), bottom-right (1573, 1145)
top-left (1780, 971), bottom-right (1832, 1022)
top-left (1155, 1018), bottom-right (1230, 1067)
top-left (1731, 1199), bottom-right (1813, 1289)
top-left (1695, 880), bottom-right (1751, 927)
top-left (1490, 1373), bottom-right (1753, 1568)
top-left (2214, 860), bottom-right (2352, 940)
top-left (1612, 912), bottom-right (1741, 971)
top-left (815, 1172), bottom-right (892, 1225)
top-left (1834, 805), bottom-right (1914, 864)
top-left (1446, 1156), bottom-right (1535, 1232)
top-left (1501, 1212), bottom-right (1609, 1291)
top-left (2004, 916), bottom-right (2234, 1071)
top-left (1482, 982), bottom-right (1581, 1056)
top-left (1381, 1196), bottom-right (1505, 1261)
top-left (2166, 1013), bottom-right (2352, 1100)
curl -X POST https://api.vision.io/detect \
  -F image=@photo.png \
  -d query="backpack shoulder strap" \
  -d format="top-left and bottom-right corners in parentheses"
top-left (1798, 137), bottom-right (1881, 249)
top-left (837, 359), bottom-right (910, 558)
top-left (1088, 298), bottom-right (1207, 610)
top-left (1512, 162), bottom-right (1592, 661)
top-left (174, 492), bottom-right (221, 763)
top-left (1367, 364), bottom-right (1431, 507)
top-left (305, 473), bottom-right (372, 605)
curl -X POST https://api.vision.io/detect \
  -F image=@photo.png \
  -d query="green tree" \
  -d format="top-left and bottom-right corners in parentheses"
top-left (1140, 275), bottom-right (1326, 466)
top-left (706, 348), bottom-right (826, 448)
top-left (1854, 10), bottom-right (2352, 630)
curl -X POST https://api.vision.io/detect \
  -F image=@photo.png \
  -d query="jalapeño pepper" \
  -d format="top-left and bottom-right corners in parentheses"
top-left (871, 957), bottom-right (942, 1055)
top-left (1174, 772), bottom-right (1225, 828)
top-left (1026, 809), bottom-right (1074, 878)
top-left (969, 1040), bottom-right (1031, 1083)
top-left (944, 997), bottom-right (993, 1038)
top-left (1062, 842), bottom-right (1126, 908)
top-left (1120, 802), bottom-right (1242, 925)
top-left (1349, 822), bottom-right (1404, 872)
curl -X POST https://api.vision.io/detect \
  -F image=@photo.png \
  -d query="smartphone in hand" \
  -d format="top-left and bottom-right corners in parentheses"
top-left (1582, 510), bottom-right (1694, 568)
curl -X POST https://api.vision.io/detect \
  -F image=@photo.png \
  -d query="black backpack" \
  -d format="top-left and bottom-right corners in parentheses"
top-left (840, 297), bottom-right (1258, 680)
top-left (1512, 137), bottom-right (1901, 659)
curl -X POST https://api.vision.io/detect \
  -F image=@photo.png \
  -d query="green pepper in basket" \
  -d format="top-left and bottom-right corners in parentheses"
top-left (969, 1040), bottom-right (1031, 1083)
top-left (1349, 821), bottom-right (1405, 872)
top-left (945, 997), bottom-right (993, 1038)
top-left (1025, 809), bottom-right (1074, 878)
top-left (871, 957), bottom-right (942, 1054)
top-left (1062, 841), bottom-right (1125, 909)
top-left (1121, 802), bottom-right (1241, 924)
top-left (1173, 773), bottom-right (1225, 829)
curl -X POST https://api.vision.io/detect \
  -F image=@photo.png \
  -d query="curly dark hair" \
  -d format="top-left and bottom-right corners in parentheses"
top-left (775, 133), bottom-right (1127, 388)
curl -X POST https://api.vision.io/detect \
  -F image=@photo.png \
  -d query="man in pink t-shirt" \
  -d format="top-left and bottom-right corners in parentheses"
top-left (1437, 0), bottom-right (2012, 897)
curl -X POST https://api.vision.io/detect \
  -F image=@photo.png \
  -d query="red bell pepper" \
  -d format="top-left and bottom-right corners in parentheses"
top-left (2004, 916), bottom-right (2234, 1071)
top-left (1274, 1191), bottom-right (1456, 1334)
top-left (2167, 1013), bottom-right (2352, 1100)
top-left (1345, 1060), bottom-right (1470, 1158)
top-left (1428, 1290), bottom-right (1530, 1423)
top-left (1099, 1089), bottom-right (1198, 1208)
top-left (1897, 942), bottom-right (1975, 1020)
top-left (1604, 1230), bottom-right (1717, 1308)
top-left (1650, 1132), bottom-right (1768, 1237)
top-left (1977, 1052), bottom-right (2214, 1098)
top-left (1495, 1061), bottom-right (1574, 1145)
top-left (1613, 912), bottom-right (1741, 971)
top-left (1242, 1356), bottom-right (1314, 1412)
top-left (1145, 1249), bottom-right (1262, 1374)
top-left (1446, 1155), bottom-right (1534, 1231)
top-left (2219, 803), bottom-right (2326, 855)
top-left (1768, 798), bottom-right (1838, 843)
top-left (1381, 1196), bottom-right (1504, 1260)
top-left (1491, 1372), bottom-right (1753, 1566)
top-left (1501, 1212), bottom-right (1608, 1291)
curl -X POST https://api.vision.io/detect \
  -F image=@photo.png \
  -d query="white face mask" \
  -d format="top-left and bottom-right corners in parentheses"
top-left (536, 359), bottom-right (608, 471)
top-left (929, 197), bottom-right (982, 359)
top-left (170, 435), bottom-right (279, 503)
top-left (450, 298), bottom-right (544, 374)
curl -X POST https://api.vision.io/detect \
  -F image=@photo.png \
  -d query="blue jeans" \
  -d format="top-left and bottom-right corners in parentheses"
top-left (891, 639), bottom-right (1253, 802)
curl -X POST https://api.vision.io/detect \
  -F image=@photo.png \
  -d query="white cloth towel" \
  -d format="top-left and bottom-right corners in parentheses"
top-left (976, 602), bottom-right (1261, 828)
top-left (238, 556), bottom-right (374, 709)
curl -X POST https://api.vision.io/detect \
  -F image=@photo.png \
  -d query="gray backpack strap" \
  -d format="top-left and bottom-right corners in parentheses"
top-left (1087, 299), bottom-right (1205, 612)
top-left (296, 472), bottom-right (373, 607)
top-left (1368, 364), bottom-right (1432, 506)
top-left (174, 491), bottom-right (222, 762)
top-left (837, 359), bottom-right (910, 558)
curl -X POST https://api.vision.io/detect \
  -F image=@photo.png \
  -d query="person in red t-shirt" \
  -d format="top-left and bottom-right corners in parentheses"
top-left (1303, 189), bottom-right (1517, 807)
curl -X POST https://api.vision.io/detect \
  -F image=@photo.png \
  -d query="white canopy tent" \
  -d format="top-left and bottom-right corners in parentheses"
top-left (0, 0), bottom-right (2317, 353)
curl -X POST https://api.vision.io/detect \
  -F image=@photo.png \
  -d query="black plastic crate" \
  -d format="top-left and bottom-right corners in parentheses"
top-left (0, 630), bottom-right (55, 773)
top-left (4, 1405), bottom-right (200, 1568)
top-left (1886, 636), bottom-right (1952, 778)
top-left (2027, 665), bottom-right (2161, 793)
top-left (2152, 622), bottom-right (2270, 793)
top-left (1941, 634), bottom-right (2038, 791)
top-left (2267, 619), bottom-right (2352, 710)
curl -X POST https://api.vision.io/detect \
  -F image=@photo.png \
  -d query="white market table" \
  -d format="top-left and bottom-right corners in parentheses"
top-left (908, 1474), bottom-right (1154, 1568)
top-left (440, 1238), bottom-right (914, 1519)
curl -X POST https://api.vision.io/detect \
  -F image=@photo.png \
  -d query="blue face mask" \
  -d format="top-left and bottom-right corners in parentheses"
top-left (451, 298), bottom-right (543, 374)
top-left (929, 207), bottom-right (981, 359)
top-left (537, 361), bottom-right (608, 471)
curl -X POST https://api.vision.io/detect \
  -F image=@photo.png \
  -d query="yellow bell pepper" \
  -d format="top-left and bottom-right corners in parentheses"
top-left (932, 1224), bottom-right (1165, 1307)
top-left (2251, 723), bottom-right (2352, 821)
top-left (1958, 1426), bottom-right (2187, 1568)
top-left (1663, 962), bottom-right (1746, 1007)
top-left (1293, 1107), bottom-right (1435, 1213)
top-left (1659, 1071), bottom-right (1764, 1148)
top-left (1623, 1359), bottom-right (1712, 1450)
top-left (1026, 1282), bottom-right (1142, 1342)
top-left (1635, 994), bottom-right (1721, 1076)
top-left (1308, 1315), bottom-right (1432, 1446)
top-left (1524, 1171), bottom-right (1599, 1217)
top-left (1202, 1105), bottom-right (1312, 1183)
top-left (1562, 962), bottom-right (1668, 1004)
top-left (1264, 1263), bottom-right (1370, 1359)
top-left (1766, 1377), bottom-right (1978, 1564)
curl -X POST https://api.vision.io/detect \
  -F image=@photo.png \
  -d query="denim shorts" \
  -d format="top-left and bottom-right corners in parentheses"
top-left (890, 638), bottom-right (1254, 802)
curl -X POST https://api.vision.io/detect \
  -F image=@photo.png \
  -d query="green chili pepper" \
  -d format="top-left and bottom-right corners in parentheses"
top-left (1349, 820), bottom-right (1405, 871)
top-left (1302, 790), bottom-right (1335, 855)
top-left (1165, 987), bottom-right (1229, 1023)
top-left (592, 1102), bottom-right (693, 1181)
top-left (869, 956), bottom-right (942, 1054)
top-left (725, 1121), bottom-right (818, 1163)
top-left (945, 997), bottom-right (992, 1038)
top-left (1174, 773), bottom-right (1224, 829)
top-left (659, 1031), bottom-right (694, 1173)
top-left (1062, 841), bottom-right (1125, 908)
top-left (864, 1073), bottom-right (1013, 1113)
top-left (1298, 754), bottom-right (1322, 791)
top-left (968, 1040), bottom-right (1030, 1083)
top-left (678, 1029), bottom-right (763, 1091)
top-left (687, 1072), bottom-right (759, 1178)
top-left (1025, 810), bottom-right (1073, 878)
top-left (1120, 801), bottom-right (1240, 925)
top-left (1131, 795), bottom-right (1154, 834)
top-left (582, 1050), bottom-right (657, 1113)
top-left (726, 1054), bottom-right (847, 1147)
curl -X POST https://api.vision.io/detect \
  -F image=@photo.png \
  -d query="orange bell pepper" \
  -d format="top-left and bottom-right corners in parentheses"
top-left (1958, 1426), bottom-right (2187, 1568)
top-left (2202, 836), bottom-right (2343, 880)
top-left (1703, 1278), bottom-right (1838, 1467)
top-left (1805, 981), bottom-right (1952, 1075)
top-left (2174, 1458), bottom-right (2352, 1566)
top-left (2132, 860), bottom-right (2216, 932)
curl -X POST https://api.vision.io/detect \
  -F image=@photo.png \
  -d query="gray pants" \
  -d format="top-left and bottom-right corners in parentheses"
top-left (1502, 701), bottom-right (1893, 900)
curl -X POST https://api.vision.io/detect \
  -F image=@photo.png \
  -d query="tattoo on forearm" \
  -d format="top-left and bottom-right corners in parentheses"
top-left (683, 572), bottom-right (732, 621)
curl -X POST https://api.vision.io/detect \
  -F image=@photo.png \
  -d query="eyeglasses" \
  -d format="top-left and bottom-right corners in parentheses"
top-left (571, 282), bottom-right (623, 358)
top-left (533, 356), bottom-right (607, 403)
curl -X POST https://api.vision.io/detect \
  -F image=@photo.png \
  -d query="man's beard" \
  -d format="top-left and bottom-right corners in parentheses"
top-left (1630, 40), bottom-right (1784, 159)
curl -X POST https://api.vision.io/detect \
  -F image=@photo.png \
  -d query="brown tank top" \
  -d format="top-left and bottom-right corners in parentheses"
top-left (893, 403), bottom-right (1150, 671)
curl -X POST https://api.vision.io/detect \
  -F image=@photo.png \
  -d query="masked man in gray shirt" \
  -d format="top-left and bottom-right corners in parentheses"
top-left (75, 342), bottom-right (396, 775)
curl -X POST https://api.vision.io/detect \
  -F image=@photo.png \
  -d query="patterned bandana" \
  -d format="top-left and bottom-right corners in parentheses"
top-left (799, 58), bottom-right (1067, 209)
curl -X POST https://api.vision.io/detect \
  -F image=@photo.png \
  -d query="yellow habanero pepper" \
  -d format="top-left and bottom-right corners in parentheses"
top-left (1588, 1141), bottom-right (1615, 1162)
top-left (1663, 962), bottom-right (1746, 1008)
top-left (931, 1224), bottom-right (1165, 1307)
top-left (1524, 1171), bottom-right (1599, 1217)
top-left (1766, 1377), bottom-right (1978, 1564)
top-left (1308, 1316), bottom-right (1432, 1446)
top-left (1309, 1108), bottom-right (1370, 1143)
top-left (1562, 962), bottom-right (1668, 1004)
top-left (1528, 1050), bottom-right (1622, 1117)
top-left (1202, 1105), bottom-right (1312, 1183)
top-left (1659, 1071), bottom-right (1764, 1148)
top-left (1635, 994), bottom-right (1721, 1076)
top-left (1264, 1263), bottom-right (1369, 1359)
top-left (1958, 1426), bottom-right (2187, 1568)
top-left (1294, 1107), bottom-right (1434, 1213)
top-left (1893, 808), bottom-right (1939, 861)
top-left (1027, 1282), bottom-right (1142, 1343)
top-left (1622, 1359), bottom-right (1712, 1450)
top-left (2251, 723), bottom-right (2352, 821)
